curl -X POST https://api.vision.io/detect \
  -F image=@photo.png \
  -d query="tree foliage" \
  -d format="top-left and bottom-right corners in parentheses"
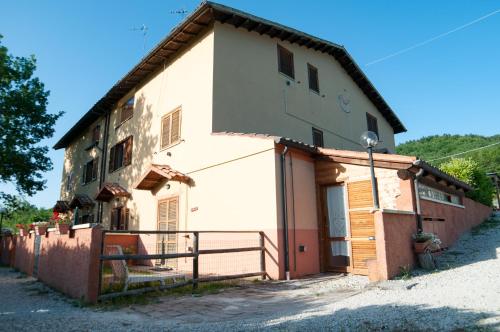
top-left (396, 134), bottom-right (500, 174)
top-left (440, 158), bottom-right (494, 206)
top-left (0, 35), bottom-right (63, 197)
top-left (397, 134), bottom-right (499, 206)
top-left (0, 196), bottom-right (52, 232)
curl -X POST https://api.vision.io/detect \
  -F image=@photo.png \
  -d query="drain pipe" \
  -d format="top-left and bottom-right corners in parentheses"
top-left (98, 110), bottom-right (111, 224)
top-left (414, 167), bottom-right (425, 233)
top-left (280, 146), bottom-right (291, 280)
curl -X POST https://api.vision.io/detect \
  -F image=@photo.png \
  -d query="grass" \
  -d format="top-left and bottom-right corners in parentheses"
top-left (96, 280), bottom-right (241, 309)
top-left (471, 216), bottom-right (500, 236)
top-left (395, 265), bottom-right (412, 280)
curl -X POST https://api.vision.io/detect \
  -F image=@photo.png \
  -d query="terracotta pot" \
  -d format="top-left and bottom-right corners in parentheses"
top-left (56, 223), bottom-right (70, 235)
top-left (414, 240), bottom-right (431, 253)
top-left (35, 225), bottom-right (48, 236)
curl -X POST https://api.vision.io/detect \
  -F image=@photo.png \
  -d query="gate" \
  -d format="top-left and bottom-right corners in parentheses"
top-left (33, 234), bottom-right (42, 277)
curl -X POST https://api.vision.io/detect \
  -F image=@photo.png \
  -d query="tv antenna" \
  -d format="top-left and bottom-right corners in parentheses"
top-left (131, 24), bottom-right (149, 53)
top-left (170, 8), bottom-right (188, 19)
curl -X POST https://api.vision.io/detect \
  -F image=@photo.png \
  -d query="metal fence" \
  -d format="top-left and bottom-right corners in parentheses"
top-left (98, 230), bottom-right (265, 300)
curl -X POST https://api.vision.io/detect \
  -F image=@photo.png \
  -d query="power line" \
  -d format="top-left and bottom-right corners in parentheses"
top-left (427, 141), bottom-right (500, 162)
top-left (366, 8), bottom-right (500, 66)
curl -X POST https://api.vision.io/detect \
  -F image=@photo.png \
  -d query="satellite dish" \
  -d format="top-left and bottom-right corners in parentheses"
top-left (337, 92), bottom-right (352, 113)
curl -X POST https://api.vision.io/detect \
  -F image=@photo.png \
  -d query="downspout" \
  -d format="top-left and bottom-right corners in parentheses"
top-left (98, 110), bottom-right (111, 224)
top-left (280, 146), bottom-right (291, 280)
top-left (413, 168), bottom-right (425, 233)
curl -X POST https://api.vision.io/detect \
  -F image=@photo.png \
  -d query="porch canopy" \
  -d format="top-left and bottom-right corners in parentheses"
top-left (69, 194), bottom-right (95, 209)
top-left (134, 164), bottom-right (192, 191)
top-left (53, 200), bottom-right (70, 213)
top-left (95, 183), bottom-right (131, 202)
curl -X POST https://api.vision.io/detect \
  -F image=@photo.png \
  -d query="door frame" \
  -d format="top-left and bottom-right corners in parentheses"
top-left (318, 182), bottom-right (354, 273)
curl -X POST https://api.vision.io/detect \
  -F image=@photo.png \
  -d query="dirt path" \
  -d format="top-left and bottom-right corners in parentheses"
top-left (1, 214), bottom-right (499, 331)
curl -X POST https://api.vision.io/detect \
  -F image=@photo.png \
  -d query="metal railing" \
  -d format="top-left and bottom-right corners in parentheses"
top-left (97, 230), bottom-right (266, 300)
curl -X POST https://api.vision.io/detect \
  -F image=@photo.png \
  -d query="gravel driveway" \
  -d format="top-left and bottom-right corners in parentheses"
top-left (1, 214), bottom-right (499, 331)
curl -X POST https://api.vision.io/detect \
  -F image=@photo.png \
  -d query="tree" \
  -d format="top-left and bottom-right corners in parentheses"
top-left (0, 196), bottom-right (52, 232)
top-left (0, 34), bottom-right (63, 198)
top-left (440, 158), bottom-right (494, 206)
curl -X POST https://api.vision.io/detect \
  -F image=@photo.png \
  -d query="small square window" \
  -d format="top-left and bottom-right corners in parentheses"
top-left (307, 64), bottom-right (319, 93)
top-left (312, 128), bottom-right (324, 147)
top-left (277, 45), bottom-right (294, 79)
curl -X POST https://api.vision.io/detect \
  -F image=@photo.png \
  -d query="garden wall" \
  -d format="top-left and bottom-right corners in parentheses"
top-left (7, 225), bottom-right (103, 303)
top-left (0, 235), bottom-right (16, 266)
top-left (375, 197), bottom-right (492, 280)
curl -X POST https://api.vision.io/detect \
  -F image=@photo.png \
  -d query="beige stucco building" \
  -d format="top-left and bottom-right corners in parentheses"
top-left (53, 2), bottom-right (488, 281)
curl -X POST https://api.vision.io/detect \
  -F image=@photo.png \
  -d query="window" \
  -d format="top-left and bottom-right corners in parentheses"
top-left (312, 128), bottom-right (324, 147)
top-left (82, 158), bottom-right (98, 184)
top-left (307, 63), bottom-right (319, 93)
top-left (65, 172), bottom-right (73, 191)
top-left (161, 108), bottom-right (181, 149)
top-left (277, 44), bottom-right (294, 79)
top-left (109, 136), bottom-right (133, 172)
top-left (92, 125), bottom-right (101, 144)
top-left (366, 113), bottom-right (379, 138)
top-left (111, 207), bottom-right (129, 230)
top-left (418, 184), bottom-right (462, 206)
top-left (119, 97), bottom-right (134, 124)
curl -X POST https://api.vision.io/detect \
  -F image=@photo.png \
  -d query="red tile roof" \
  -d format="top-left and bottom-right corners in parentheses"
top-left (135, 164), bottom-right (192, 190)
top-left (95, 183), bottom-right (131, 202)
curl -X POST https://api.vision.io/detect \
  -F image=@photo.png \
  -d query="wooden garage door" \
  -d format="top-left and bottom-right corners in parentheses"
top-left (347, 180), bottom-right (377, 275)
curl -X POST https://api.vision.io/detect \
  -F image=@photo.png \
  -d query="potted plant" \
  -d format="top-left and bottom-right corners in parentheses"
top-left (55, 216), bottom-right (71, 235)
top-left (16, 224), bottom-right (28, 237)
top-left (33, 222), bottom-right (49, 236)
top-left (412, 232), bottom-right (435, 253)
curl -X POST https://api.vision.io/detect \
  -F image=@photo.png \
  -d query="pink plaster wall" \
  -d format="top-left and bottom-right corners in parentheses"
top-left (10, 226), bottom-right (103, 303)
top-left (14, 234), bottom-right (35, 275)
top-left (1, 235), bottom-right (15, 266)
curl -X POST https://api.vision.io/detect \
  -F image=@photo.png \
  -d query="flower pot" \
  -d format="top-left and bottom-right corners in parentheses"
top-left (414, 240), bottom-right (431, 253)
top-left (35, 225), bottom-right (48, 236)
top-left (56, 223), bottom-right (70, 235)
top-left (19, 228), bottom-right (28, 237)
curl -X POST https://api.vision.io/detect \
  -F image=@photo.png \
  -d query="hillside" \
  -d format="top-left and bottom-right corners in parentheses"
top-left (396, 134), bottom-right (500, 173)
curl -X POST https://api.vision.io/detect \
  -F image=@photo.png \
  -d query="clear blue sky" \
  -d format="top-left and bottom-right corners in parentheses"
top-left (1, 1), bottom-right (499, 208)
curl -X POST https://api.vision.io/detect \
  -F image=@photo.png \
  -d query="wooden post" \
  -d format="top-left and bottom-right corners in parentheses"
top-left (192, 231), bottom-right (199, 290)
top-left (259, 231), bottom-right (266, 280)
top-left (97, 230), bottom-right (106, 297)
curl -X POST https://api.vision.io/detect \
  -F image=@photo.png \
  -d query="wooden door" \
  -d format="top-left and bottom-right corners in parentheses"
top-left (157, 197), bottom-right (179, 268)
top-left (346, 180), bottom-right (377, 275)
top-left (322, 184), bottom-right (351, 272)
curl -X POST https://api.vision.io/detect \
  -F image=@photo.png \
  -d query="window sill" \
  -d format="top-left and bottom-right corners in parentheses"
top-left (82, 179), bottom-right (97, 186)
top-left (309, 88), bottom-right (320, 95)
top-left (278, 71), bottom-right (295, 81)
top-left (420, 196), bottom-right (465, 209)
top-left (109, 163), bottom-right (131, 174)
top-left (160, 140), bottom-right (182, 152)
top-left (84, 141), bottom-right (99, 151)
top-left (115, 116), bottom-right (133, 130)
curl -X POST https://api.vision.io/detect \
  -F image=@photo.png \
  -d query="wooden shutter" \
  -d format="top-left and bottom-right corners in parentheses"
top-left (92, 157), bottom-right (99, 181)
top-left (170, 110), bottom-right (181, 144)
top-left (157, 198), bottom-right (179, 267)
top-left (123, 136), bottom-right (133, 166)
top-left (110, 208), bottom-right (118, 230)
top-left (109, 146), bottom-right (115, 172)
top-left (92, 125), bottom-right (100, 143)
top-left (161, 114), bottom-right (171, 149)
top-left (277, 45), bottom-right (294, 78)
top-left (120, 208), bottom-right (129, 230)
top-left (346, 180), bottom-right (376, 274)
top-left (308, 64), bottom-right (319, 92)
top-left (120, 97), bottom-right (134, 123)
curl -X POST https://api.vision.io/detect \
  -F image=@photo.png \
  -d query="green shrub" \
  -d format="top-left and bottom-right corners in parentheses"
top-left (440, 158), bottom-right (494, 206)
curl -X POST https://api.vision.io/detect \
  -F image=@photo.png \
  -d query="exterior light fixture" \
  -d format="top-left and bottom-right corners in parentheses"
top-left (360, 131), bottom-right (380, 209)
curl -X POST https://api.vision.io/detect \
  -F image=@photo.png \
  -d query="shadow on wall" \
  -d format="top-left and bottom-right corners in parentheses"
top-left (259, 303), bottom-right (499, 331)
top-left (105, 93), bottom-right (159, 229)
